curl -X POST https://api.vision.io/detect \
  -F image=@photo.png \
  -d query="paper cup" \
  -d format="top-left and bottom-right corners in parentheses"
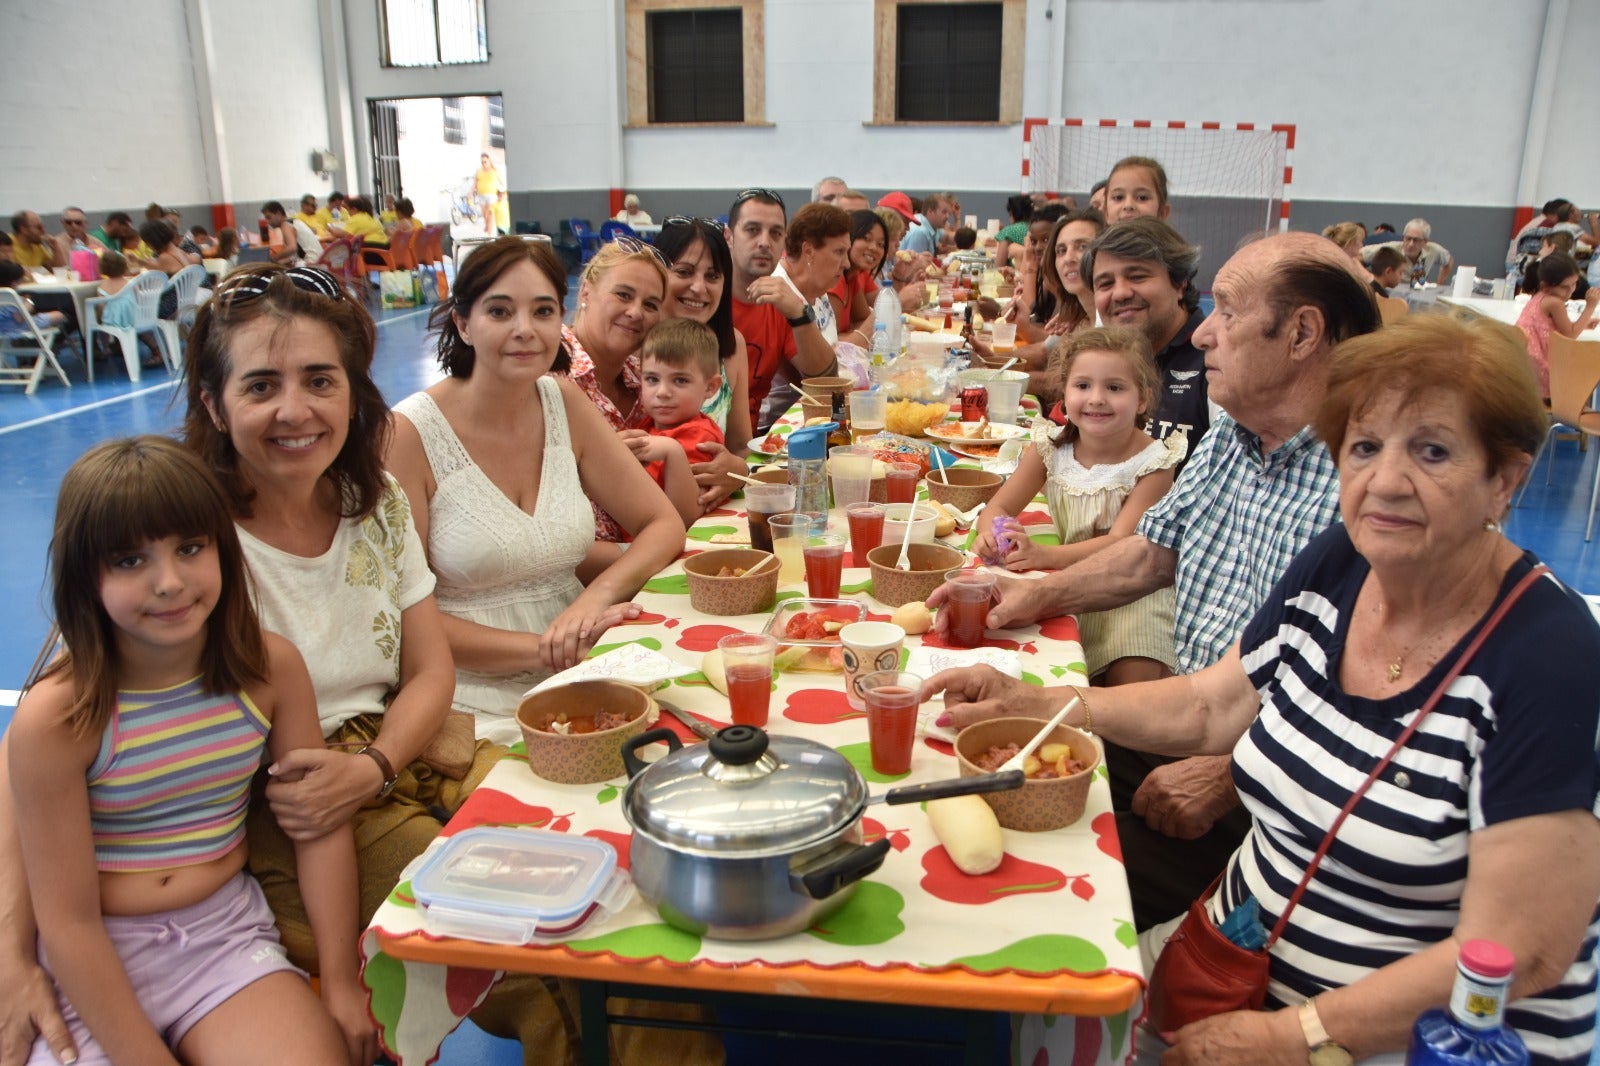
top-left (840, 621), bottom-right (906, 711)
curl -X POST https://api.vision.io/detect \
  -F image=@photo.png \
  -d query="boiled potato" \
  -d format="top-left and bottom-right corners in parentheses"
top-left (927, 794), bottom-right (1004, 875)
top-left (1021, 754), bottom-right (1042, 777)
top-left (1039, 742), bottom-right (1073, 765)
top-left (891, 601), bottom-right (933, 635)
top-left (701, 648), bottom-right (728, 696)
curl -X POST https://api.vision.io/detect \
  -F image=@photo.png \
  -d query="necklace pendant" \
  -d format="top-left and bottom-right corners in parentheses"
top-left (1387, 658), bottom-right (1403, 682)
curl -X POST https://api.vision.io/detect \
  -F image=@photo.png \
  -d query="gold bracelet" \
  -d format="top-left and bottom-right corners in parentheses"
top-left (1067, 685), bottom-right (1091, 733)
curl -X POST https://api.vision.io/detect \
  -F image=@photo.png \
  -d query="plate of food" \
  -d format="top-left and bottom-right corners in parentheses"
top-left (763, 598), bottom-right (868, 646)
top-left (922, 420), bottom-right (1029, 447)
top-left (750, 429), bottom-right (790, 457)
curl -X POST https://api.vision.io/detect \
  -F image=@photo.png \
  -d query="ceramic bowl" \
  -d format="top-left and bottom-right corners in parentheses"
top-left (682, 548), bottom-right (780, 615)
top-left (866, 542), bottom-right (965, 608)
top-left (517, 681), bottom-right (657, 784)
top-left (924, 468), bottom-right (1004, 513)
top-left (953, 717), bottom-right (1100, 831)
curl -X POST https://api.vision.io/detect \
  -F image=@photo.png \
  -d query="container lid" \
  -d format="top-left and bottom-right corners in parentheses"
top-left (622, 725), bottom-right (867, 857)
top-left (785, 423), bottom-right (837, 461)
top-left (410, 826), bottom-right (631, 943)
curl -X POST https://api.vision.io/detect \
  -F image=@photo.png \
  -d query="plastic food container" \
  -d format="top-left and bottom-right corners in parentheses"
top-left (410, 826), bottom-right (633, 944)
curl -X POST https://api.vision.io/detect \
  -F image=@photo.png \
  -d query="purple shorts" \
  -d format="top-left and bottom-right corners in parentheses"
top-left (28, 873), bottom-right (304, 1064)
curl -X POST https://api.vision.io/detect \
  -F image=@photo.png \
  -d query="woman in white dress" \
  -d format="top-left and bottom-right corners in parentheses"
top-left (387, 237), bottom-right (684, 743)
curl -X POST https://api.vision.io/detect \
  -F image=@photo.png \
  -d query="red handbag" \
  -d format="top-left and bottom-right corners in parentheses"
top-left (1146, 565), bottom-right (1548, 1033)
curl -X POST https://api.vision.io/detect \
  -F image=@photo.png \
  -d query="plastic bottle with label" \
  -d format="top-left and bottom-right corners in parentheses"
top-left (873, 284), bottom-right (902, 356)
top-left (1405, 940), bottom-right (1528, 1065)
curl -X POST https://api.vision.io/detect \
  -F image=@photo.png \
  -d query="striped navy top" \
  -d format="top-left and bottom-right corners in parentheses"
top-left (1220, 525), bottom-right (1600, 1065)
top-left (87, 677), bottom-right (269, 872)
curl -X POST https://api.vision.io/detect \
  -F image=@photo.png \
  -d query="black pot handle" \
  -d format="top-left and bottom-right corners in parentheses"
top-left (621, 728), bottom-right (681, 780)
top-left (791, 838), bottom-right (891, 900)
top-left (880, 769), bottom-right (1025, 805)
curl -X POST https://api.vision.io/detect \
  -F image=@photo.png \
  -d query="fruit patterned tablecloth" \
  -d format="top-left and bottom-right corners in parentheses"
top-left (361, 500), bottom-right (1143, 1065)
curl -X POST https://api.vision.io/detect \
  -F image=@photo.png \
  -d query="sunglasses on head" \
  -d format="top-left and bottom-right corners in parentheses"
top-left (220, 265), bottom-right (347, 307)
top-left (663, 215), bottom-right (722, 230)
top-left (732, 188), bottom-right (785, 212)
top-left (609, 234), bottom-right (669, 268)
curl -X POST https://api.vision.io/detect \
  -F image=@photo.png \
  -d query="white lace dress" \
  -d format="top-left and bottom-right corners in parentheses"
top-left (1034, 421), bottom-right (1186, 676)
top-left (393, 378), bottom-right (594, 744)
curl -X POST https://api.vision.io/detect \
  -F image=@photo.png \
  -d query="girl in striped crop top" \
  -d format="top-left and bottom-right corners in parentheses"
top-left (8, 437), bottom-right (372, 1065)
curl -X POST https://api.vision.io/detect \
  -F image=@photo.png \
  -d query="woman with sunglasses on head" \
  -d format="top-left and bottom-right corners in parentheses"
top-left (387, 238), bottom-right (683, 746)
top-left (655, 217), bottom-right (752, 458)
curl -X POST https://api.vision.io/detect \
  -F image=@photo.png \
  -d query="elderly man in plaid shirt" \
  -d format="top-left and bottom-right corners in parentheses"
top-left (931, 231), bottom-right (1381, 928)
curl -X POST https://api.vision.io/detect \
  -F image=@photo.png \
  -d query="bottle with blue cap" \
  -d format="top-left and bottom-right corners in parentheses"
top-left (784, 422), bottom-right (836, 517)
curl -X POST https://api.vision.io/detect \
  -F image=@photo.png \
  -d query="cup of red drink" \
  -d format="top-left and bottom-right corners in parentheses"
top-left (885, 462), bottom-right (920, 505)
top-left (803, 530), bottom-right (847, 599)
top-left (717, 633), bottom-right (777, 727)
top-left (942, 569), bottom-right (997, 648)
top-left (857, 669), bottom-right (923, 776)
top-left (845, 502), bottom-right (885, 567)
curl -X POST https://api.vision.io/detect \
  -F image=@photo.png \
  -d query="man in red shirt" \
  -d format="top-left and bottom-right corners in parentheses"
top-left (726, 189), bottom-right (839, 432)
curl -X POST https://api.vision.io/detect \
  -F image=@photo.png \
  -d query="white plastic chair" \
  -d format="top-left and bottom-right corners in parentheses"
top-left (158, 264), bottom-right (209, 369)
top-left (0, 290), bottom-right (72, 394)
top-left (84, 271), bottom-right (170, 383)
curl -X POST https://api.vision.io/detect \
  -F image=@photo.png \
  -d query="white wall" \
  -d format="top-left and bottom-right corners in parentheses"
top-left (1538, 0), bottom-right (1600, 207)
top-left (0, 0), bottom-right (333, 219)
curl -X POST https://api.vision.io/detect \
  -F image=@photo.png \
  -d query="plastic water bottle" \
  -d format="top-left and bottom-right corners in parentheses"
top-left (784, 423), bottom-right (836, 518)
top-left (873, 284), bottom-right (902, 355)
top-left (1504, 267), bottom-right (1519, 301)
top-left (1405, 940), bottom-right (1528, 1065)
top-left (870, 321), bottom-right (892, 368)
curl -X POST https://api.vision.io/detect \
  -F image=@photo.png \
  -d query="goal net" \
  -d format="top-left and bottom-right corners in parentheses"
top-left (1022, 119), bottom-right (1294, 292)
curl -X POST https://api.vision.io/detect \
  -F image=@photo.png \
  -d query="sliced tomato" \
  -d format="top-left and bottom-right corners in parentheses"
top-left (785, 613), bottom-right (812, 639)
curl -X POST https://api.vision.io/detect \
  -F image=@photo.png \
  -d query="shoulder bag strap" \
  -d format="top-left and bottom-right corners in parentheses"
top-left (1265, 563), bottom-right (1550, 945)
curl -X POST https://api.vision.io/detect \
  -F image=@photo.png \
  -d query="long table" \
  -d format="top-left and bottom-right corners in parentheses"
top-left (360, 479), bottom-right (1144, 1064)
top-left (1438, 293), bottom-right (1600, 340)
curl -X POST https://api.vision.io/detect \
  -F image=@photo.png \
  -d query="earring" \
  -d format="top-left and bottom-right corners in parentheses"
top-left (1484, 519), bottom-right (1501, 533)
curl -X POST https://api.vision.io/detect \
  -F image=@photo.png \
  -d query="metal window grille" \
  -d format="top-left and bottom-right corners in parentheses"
top-left (646, 9), bottom-right (744, 123)
top-left (442, 97), bottom-right (465, 145)
top-left (380, 0), bottom-right (488, 67)
top-left (895, 3), bottom-right (1002, 122)
top-left (488, 95), bottom-right (505, 149)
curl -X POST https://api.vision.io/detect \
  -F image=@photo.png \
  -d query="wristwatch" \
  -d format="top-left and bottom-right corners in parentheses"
top-left (1297, 1000), bottom-right (1353, 1066)
top-left (785, 304), bottom-right (817, 328)
top-left (357, 744), bottom-right (398, 799)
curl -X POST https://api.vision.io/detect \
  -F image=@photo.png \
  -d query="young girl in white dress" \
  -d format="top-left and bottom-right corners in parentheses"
top-left (972, 326), bottom-right (1185, 685)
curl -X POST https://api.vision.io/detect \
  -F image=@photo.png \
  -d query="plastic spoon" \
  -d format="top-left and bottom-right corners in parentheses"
top-left (998, 696), bottom-right (1082, 774)
top-left (894, 501), bottom-right (917, 571)
top-left (988, 357), bottom-right (1019, 379)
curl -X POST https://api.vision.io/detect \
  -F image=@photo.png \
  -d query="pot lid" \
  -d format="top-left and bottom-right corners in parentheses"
top-left (622, 725), bottom-right (868, 856)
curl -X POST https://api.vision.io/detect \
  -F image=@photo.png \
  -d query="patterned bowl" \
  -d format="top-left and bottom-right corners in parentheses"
top-left (517, 681), bottom-right (657, 784)
top-left (953, 717), bottom-right (1100, 831)
top-left (682, 548), bottom-right (780, 616)
top-left (925, 468), bottom-right (1004, 513)
top-left (867, 542), bottom-right (965, 608)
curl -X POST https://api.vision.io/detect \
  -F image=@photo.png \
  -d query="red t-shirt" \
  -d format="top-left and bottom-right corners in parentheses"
top-left (731, 297), bottom-right (797, 429)
top-left (827, 270), bottom-right (878, 326)
top-left (643, 413), bottom-right (726, 489)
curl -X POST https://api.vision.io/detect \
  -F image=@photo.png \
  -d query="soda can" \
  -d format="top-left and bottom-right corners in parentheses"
top-left (960, 386), bottom-right (989, 422)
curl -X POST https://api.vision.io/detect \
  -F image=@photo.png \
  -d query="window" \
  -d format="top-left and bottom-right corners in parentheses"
top-left (442, 97), bottom-right (465, 145)
top-left (625, 1), bottom-right (767, 126)
top-left (872, 0), bottom-right (1023, 125)
top-left (647, 9), bottom-right (743, 123)
top-left (895, 4), bottom-right (1001, 121)
top-left (380, 0), bottom-right (488, 68)
top-left (488, 95), bottom-right (505, 149)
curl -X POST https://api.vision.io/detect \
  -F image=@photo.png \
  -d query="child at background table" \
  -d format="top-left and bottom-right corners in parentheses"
top-left (9, 436), bottom-right (370, 1065)
top-left (1515, 251), bottom-right (1600, 399)
top-left (0, 260), bottom-right (69, 341)
top-left (625, 318), bottom-right (725, 529)
top-left (972, 327), bottom-right (1183, 686)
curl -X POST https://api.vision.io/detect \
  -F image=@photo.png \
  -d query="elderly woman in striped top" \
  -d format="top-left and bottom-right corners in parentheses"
top-left (931, 313), bottom-right (1600, 1064)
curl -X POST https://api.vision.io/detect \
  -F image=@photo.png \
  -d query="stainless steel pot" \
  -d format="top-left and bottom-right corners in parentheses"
top-left (619, 724), bottom-right (1022, 940)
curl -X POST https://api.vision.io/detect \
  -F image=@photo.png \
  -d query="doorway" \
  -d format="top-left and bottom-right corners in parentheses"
top-left (366, 93), bottom-right (508, 242)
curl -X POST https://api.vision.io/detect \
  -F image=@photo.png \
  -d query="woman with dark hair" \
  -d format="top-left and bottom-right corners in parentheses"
top-left (655, 217), bottom-right (753, 455)
top-left (386, 237), bottom-right (681, 744)
top-left (994, 193), bottom-right (1034, 269)
top-left (828, 208), bottom-right (888, 345)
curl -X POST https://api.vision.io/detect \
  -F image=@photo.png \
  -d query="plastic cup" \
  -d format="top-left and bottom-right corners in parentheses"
top-left (886, 462), bottom-right (920, 505)
top-left (858, 669), bottom-right (922, 775)
top-left (943, 569), bottom-right (997, 648)
top-left (982, 371), bottom-right (1027, 426)
top-left (803, 530), bottom-right (847, 599)
top-left (845, 502), bottom-right (886, 567)
top-left (718, 633), bottom-right (777, 727)
top-left (52, 267), bottom-right (70, 282)
top-left (848, 390), bottom-right (887, 442)
top-left (840, 622), bottom-right (907, 713)
top-left (769, 513), bottom-right (813, 584)
top-left (744, 483), bottom-right (796, 554)
top-left (829, 444), bottom-right (874, 511)
top-left (990, 320), bottom-right (1017, 354)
